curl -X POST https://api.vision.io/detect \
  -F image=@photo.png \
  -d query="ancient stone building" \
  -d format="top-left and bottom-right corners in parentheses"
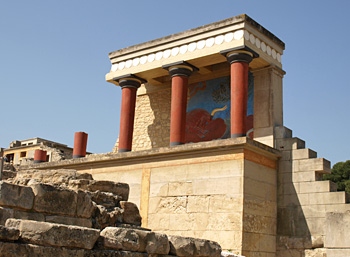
top-left (3, 137), bottom-right (75, 165)
top-left (18, 14), bottom-right (350, 257)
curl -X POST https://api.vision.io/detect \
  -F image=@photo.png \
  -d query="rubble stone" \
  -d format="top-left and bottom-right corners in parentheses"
top-left (169, 235), bottom-right (222, 257)
top-left (120, 201), bottom-right (142, 226)
top-left (31, 183), bottom-right (77, 216)
top-left (0, 181), bottom-right (34, 210)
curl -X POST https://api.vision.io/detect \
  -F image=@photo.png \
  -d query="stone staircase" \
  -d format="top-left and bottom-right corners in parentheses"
top-left (0, 169), bottom-right (223, 257)
top-left (275, 126), bottom-right (350, 257)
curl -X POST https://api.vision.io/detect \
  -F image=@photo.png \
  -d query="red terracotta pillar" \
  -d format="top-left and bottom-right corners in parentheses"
top-left (114, 75), bottom-right (146, 152)
top-left (163, 61), bottom-right (198, 146)
top-left (224, 50), bottom-right (256, 138)
top-left (34, 149), bottom-right (47, 163)
top-left (73, 132), bottom-right (88, 158)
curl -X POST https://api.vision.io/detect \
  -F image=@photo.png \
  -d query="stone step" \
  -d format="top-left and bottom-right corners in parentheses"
top-left (292, 170), bottom-right (324, 183)
top-left (309, 191), bottom-right (350, 205)
top-left (292, 148), bottom-right (317, 160)
top-left (275, 126), bottom-right (293, 139)
top-left (276, 137), bottom-right (305, 151)
top-left (297, 180), bottom-right (338, 194)
top-left (293, 158), bottom-right (331, 174)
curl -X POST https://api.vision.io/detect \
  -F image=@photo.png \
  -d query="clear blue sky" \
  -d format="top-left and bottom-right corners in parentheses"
top-left (1, 1), bottom-right (349, 166)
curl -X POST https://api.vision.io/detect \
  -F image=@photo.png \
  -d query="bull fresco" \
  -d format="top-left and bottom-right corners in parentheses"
top-left (185, 73), bottom-right (254, 143)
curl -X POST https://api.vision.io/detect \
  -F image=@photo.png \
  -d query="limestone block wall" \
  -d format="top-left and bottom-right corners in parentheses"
top-left (242, 159), bottom-right (277, 257)
top-left (32, 138), bottom-right (279, 255)
top-left (147, 158), bottom-right (245, 254)
top-left (114, 86), bottom-right (171, 152)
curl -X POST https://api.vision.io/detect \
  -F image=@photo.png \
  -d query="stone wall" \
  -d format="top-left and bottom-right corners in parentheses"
top-left (24, 138), bottom-right (279, 255)
top-left (0, 169), bottom-right (224, 257)
top-left (114, 86), bottom-right (171, 152)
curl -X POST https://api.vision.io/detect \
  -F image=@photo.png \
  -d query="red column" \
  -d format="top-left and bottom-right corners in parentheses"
top-left (73, 132), bottom-right (88, 158)
top-left (34, 149), bottom-right (47, 163)
top-left (114, 76), bottom-right (145, 152)
top-left (164, 62), bottom-right (198, 146)
top-left (225, 51), bottom-right (254, 138)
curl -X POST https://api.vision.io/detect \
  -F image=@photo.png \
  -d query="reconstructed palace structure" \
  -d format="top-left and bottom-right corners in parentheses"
top-left (20, 14), bottom-right (350, 257)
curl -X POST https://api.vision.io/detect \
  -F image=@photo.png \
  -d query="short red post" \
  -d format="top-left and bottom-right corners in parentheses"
top-left (73, 132), bottom-right (88, 158)
top-left (34, 149), bottom-right (47, 163)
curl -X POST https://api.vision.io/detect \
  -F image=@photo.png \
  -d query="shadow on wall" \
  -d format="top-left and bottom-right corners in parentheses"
top-left (276, 132), bottom-right (312, 256)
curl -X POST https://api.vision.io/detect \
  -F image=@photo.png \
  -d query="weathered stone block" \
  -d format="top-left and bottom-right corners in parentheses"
top-left (187, 196), bottom-right (209, 213)
top-left (0, 241), bottom-right (86, 256)
top-left (69, 180), bottom-right (129, 201)
top-left (76, 190), bottom-right (95, 218)
top-left (145, 232), bottom-right (170, 254)
top-left (120, 201), bottom-right (142, 226)
top-left (13, 209), bottom-right (45, 222)
top-left (146, 213), bottom-right (170, 230)
top-left (193, 238), bottom-right (221, 257)
top-left (100, 227), bottom-right (144, 252)
top-left (90, 190), bottom-right (121, 209)
top-left (207, 213), bottom-right (241, 231)
top-left (168, 181), bottom-right (193, 196)
top-left (208, 195), bottom-right (242, 213)
top-left (0, 181), bottom-right (34, 210)
top-left (148, 196), bottom-right (187, 214)
top-left (9, 169), bottom-right (93, 188)
top-left (5, 218), bottom-right (99, 249)
top-left (45, 215), bottom-right (92, 228)
top-left (325, 211), bottom-right (350, 248)
top-left (0, 225), bottom-right (19, 241)
top-left (168, 235), bottom-right (195, 256)
top-left (193, 177), bottom-right (242, 195)
top-left (0, 207), bottom-right (13, 225)
top-left (100, 227), bottom-right (169, 254)
top-left (31, 183), bottom-right (77, 216)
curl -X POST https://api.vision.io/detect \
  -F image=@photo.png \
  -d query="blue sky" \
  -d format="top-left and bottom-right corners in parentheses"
top-left (1, 1), bottom-right (349, 166)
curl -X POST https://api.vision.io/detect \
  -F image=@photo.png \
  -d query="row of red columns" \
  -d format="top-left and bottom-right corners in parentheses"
top-left (115, 50), bottom-right (256, 153)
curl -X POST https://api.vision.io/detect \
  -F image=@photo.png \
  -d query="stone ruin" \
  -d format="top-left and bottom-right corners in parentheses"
top-left (0, 169), bottom-right (229, 257)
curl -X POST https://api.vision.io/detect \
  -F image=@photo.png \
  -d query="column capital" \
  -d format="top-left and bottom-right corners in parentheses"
top-left (112, 74), bottom-right (147, 89)
top-left (221, 46), bottom-right (259, 64)
top-left (163, 61), bottom-right (198, 77)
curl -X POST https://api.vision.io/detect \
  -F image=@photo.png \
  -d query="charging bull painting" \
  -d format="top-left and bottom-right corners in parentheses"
top-left (185, 74), bottom-right (254, 143)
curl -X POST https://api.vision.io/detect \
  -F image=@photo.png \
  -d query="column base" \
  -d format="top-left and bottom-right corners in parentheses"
top-left (73, 155), bottom-right (86, 159)
top-left (231, 133), bottom-right (246, 138)
top-left (170, 142), bottom-right (184, 147)
top-left (118, 149), bottom-right (131, 153)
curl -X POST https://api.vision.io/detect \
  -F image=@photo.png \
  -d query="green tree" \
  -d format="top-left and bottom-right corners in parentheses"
top-left (323, 160), bottom-right (350, 193)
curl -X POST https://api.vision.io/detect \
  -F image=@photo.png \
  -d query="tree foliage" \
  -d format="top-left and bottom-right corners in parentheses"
top-left (323, 160), bottom-right (350, 193)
